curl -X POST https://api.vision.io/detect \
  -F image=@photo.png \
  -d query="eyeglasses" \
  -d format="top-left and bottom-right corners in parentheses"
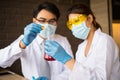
top-left (35, 18), bottom-right (57, 25)
top-left (67, 14), bottom-right (87, 30)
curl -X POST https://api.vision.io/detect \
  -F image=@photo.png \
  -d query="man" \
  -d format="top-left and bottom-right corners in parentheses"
top-left (0, 2), bottom-right (73, 80)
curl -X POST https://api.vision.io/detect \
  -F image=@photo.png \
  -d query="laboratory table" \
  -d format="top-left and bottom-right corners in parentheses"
top-left (0, 68), bottom-right (27, 80)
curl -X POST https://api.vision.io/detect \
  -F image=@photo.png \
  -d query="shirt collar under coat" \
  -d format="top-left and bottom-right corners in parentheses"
top-left (36, 35), bottom-right (55, 45)
top-left (36, 35), bottom-right (45, 45)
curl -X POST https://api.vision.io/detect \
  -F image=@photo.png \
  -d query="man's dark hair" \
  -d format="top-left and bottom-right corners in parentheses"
top-left (33, 2), bottom-right (60, 20)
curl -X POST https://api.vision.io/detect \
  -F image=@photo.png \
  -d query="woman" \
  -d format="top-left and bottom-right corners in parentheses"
top-left (45, 3), bottom-right (120, 80)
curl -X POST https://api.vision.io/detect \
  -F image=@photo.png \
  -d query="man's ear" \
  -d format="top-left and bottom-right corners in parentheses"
top-left (87, 14), bottom-right (93, 23)
top-left (33, 18), bottom-right (36, 22)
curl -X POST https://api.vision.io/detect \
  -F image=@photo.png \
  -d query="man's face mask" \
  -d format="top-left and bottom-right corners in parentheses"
top-left (38, 23), bottom-right (57, 39)
top-left (67, 14), bottom-right (90, 40)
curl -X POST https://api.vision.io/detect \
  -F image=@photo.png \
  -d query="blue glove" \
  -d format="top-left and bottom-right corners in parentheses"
top-left (32, 76), bottom-right (48, 80)
top-left (44, 40), bottom-right (72, 64)
top-left (22, 23), bottom-right (42, 46)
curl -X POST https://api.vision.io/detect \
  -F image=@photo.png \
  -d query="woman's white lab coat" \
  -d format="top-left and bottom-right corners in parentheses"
top-left (0, 34), bottom-right (73, 80)
top-left (69, 29), bottom-right (120, 80)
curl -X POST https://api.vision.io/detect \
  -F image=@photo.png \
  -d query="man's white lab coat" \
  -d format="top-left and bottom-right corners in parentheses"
top-left (0, 34), bottom-right (73, 80)
top-left (69, 29), bottom-right (120, 80)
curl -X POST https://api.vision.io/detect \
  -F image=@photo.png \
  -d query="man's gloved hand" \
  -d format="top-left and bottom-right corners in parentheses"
top-left (32, 76), bottom-right (48, 80)
top-left (44, 40), bottom-right (72, 64)
top-left (22, 23), bottom-right (42, 46)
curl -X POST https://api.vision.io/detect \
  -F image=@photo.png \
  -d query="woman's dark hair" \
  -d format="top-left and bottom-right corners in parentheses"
top-left (67, 3), bottom-right (102, 30)
top-left (33, 2), bottom-right (60, 20)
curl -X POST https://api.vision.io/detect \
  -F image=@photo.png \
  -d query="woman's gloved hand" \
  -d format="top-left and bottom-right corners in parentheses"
top-left (22, 23), bottom-right (42, 46)
top-left (32, 76), bottom-right (48, 80)
top-left (44, 40), bottom-right (72, 64)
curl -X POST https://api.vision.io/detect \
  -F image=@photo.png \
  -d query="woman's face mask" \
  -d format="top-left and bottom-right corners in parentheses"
top-left (71, 21), bottom-right (90, 40)
top-left (67, 14), bottom-right (90, 40)
top-left (38, 23), bottom-right (57, 39)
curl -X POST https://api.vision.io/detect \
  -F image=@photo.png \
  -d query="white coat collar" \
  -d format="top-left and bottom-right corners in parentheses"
top-left (91, 28), bottom-right (102, 45)
top-left (84, 28), bottom-right (102, 57)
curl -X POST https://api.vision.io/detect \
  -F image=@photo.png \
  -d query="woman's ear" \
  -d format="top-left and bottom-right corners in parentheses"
top-left (87, 14), bottom-right (93, 23)
top-left (33, 18), bottom-right (36, 22)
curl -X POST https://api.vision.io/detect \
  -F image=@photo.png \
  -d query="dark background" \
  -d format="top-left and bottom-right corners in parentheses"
top-left (112, 0), bottom-right (120, 20)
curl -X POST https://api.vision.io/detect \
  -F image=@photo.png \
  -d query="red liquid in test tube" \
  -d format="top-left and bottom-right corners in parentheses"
top-left (44, 35), bottom-right (55, 61)
top-left (44, 53), bottom-right (55, 61)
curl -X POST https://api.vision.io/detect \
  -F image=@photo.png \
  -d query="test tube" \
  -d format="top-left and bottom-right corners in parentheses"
top-left (44, 29), bottom-right (55, 61)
